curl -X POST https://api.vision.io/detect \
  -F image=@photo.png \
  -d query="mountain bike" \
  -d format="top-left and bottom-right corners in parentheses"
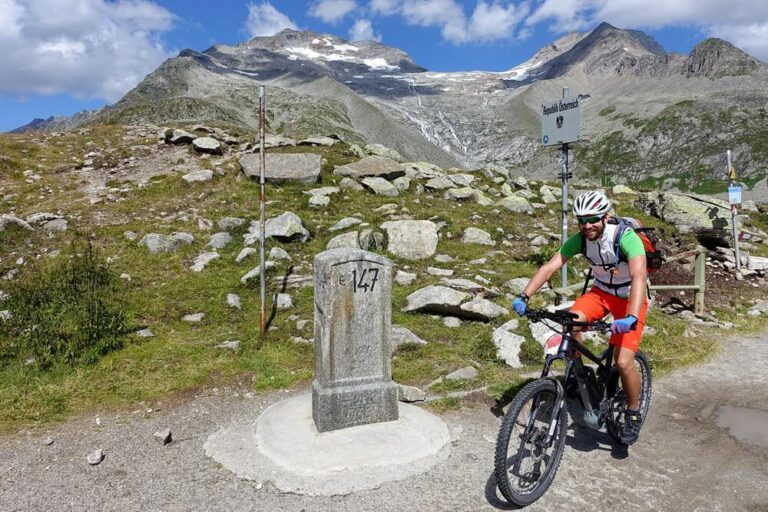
top-left (493, 307), bottom-right (652, 507)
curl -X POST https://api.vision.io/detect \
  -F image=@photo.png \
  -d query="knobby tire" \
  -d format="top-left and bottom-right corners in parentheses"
top-left (606, 350), bottom-right (653, 443)
top-left (494, 379), bottom-right (567, 506)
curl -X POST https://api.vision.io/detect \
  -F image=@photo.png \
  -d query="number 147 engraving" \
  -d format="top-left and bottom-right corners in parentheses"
top-left (350, 268), bottom-right (379, 293)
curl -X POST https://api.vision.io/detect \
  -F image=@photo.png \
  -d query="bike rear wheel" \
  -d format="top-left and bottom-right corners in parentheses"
top-left (606, 350), bottom-right (653, 442)
top-left (494, 378), bottom-right (567, 506)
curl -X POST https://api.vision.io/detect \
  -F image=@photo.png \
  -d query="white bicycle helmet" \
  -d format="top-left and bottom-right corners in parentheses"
top-left (573, 191), bottom-right (611, 217)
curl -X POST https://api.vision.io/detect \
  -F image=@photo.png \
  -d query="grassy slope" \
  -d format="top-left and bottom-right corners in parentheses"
top-left (0, 125), bottom-right (765, 431)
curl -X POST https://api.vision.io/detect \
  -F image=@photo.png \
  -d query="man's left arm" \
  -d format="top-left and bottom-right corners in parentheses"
top-left (627, 255), bottom-right (647, 318)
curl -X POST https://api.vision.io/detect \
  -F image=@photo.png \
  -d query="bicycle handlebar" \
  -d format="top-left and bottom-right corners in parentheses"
top-left (524, 307), bottom-right (613, 332)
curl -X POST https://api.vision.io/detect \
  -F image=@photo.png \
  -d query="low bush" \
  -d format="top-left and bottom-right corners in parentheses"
top-left (1, 239), bottom-right (133, 369)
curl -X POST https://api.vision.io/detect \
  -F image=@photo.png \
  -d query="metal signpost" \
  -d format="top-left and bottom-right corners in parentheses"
top-left (259, 85), bottom-right (267, 338)
top-left (726, 149), bottom-right (741, 271)
top-left (542, 87), bottom-right (581, 289)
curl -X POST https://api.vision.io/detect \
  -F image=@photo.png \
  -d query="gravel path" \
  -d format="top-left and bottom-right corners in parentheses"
top-left (2, 330), bottom-right (767, 512)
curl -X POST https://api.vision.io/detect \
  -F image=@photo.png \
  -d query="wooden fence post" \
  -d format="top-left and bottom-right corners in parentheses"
top-left (694, 246), bottom-right (706, 315)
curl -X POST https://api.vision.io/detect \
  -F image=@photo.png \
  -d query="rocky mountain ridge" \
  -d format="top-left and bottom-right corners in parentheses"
top-left (11, 23), bottom-right (768, 191)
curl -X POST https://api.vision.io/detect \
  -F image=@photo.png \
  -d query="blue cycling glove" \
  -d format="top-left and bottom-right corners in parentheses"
top-left (612, 315), bottom-right (638, 334)
top-left (512, 294), bottom-right (528, 316)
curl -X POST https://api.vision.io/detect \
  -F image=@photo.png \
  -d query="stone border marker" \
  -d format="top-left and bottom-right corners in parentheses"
top-left (312, 248), bottom-right (398, 432)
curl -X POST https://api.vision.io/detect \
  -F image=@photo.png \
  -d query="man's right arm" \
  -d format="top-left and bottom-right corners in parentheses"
top-left (522, 251), bottom-right (569, 299)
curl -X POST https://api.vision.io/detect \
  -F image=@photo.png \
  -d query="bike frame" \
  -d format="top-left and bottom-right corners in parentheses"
top-left (530, 317), bottom-right (615, 446)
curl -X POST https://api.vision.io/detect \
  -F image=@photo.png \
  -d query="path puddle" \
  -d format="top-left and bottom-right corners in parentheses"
top-left (715, 405), bottom-right (768, 448)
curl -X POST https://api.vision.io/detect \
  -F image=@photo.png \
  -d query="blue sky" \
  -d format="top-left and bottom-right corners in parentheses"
top-left (1, 0), bottom-right (767, 132)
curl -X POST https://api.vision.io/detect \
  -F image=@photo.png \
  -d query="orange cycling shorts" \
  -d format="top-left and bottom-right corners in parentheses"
top-left (571, 287), bottom-right (648, 352)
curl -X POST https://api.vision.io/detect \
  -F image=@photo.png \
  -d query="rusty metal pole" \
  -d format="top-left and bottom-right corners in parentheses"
top-left (259, 85), bottom-right (266, 339)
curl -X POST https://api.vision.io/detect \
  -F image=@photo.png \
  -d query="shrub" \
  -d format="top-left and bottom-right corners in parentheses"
top-left (1, 239), bottom-right (132, 369)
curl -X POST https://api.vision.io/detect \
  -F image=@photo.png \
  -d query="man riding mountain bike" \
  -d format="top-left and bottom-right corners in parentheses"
top-left (512, 190), bottom-right (649, 445)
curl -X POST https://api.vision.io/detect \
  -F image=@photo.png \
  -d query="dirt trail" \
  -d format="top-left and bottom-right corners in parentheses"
top-left (1, 331), bottom-right (767, 512)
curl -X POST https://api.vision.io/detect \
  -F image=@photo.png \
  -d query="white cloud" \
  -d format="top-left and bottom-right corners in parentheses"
top-left (244, 1), bottom-right (298, 37)
top-left (349, 18), bottom-right (381, 41)
top-left (526, 0), bottom-right (768, 61)
top-left (310, 0), bottom-right (357, 24)
top-left (467, 1), bottom-right (528, 43)
top-left (368, 0), bottom-right (399, 16)
top-left (0, 0), bottom-right (175, 102)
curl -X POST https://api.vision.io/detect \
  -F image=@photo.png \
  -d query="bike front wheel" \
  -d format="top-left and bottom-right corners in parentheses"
top-left (494, 378), bottom-right (567, 506)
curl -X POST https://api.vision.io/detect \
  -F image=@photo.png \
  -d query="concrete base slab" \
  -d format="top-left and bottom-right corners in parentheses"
top-left (204, 393), bottom-right (451, 496)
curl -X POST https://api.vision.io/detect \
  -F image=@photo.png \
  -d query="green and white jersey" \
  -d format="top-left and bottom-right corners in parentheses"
top-left (560, 224), bottom-right (645, 298)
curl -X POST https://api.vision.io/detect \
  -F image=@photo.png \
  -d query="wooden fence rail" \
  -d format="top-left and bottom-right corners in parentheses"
top-left (548, 246), bottom-right (708, 315)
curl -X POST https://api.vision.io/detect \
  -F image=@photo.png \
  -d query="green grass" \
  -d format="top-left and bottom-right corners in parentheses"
top-left (1, 126), bottom-right (766, 431)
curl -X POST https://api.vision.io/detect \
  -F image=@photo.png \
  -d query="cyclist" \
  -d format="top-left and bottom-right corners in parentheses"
top-left (512, 190), bottom-right (648, 445)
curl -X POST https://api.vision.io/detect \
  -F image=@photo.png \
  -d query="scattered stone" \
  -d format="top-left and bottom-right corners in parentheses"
top-left (445, 366), bottom-right (478, 381)
top-left (365, 143), bottom-right (402, 161)
top-left (1, 214), bottom-right (35, 232)
top-left (380, 220), bottom-right (439, 260)
top-left (190, 251), bottom-right (220, 272)
top-left (296, 319), bottom-right (310, 330)
top-left (218, 217), bottom-right (246, 231)
top-left (216, 340), bottom-right (240, 351)
top-left (361, 177), bottom-right (399, 197)
top-left (358, 229), bottom-right (384, 251)
top-left (208, 232), bottom-right (233, 249)
top-left (498, 196), bottom-right (534, 214)
top-left (327, 231), bottom-right (360, 250)
top-left (43, 218), bottom-right (68, 231)
top-left (392, 325), bottom-right (428, 352)
top-left (140, 233), bottom-right (182, 254)
top-left (395, 270), bottom-right (417, 285)
top-left (462, 227), bottom-right (495, 246)
top-left (226, 293), bottom-right (242, 309)
top-left (402, 285), bottom-right (469, 315)
top-left (339, 177), bottom-right (364, 191)
top-left (153, 429), bottom-right (173, 445)
top-left (236, 247), bottom-right (257, 263)
top-left (612, 184), bottom-right (636, 195)
top-left (493, 321), bottom-right (526, 367)
top-left (304, 186), bottom-right (340, 197)
top-left (299, 136), bottom-right (336, 147)
top-left (308, 194), bottom-right (331, 208)
top-left (276, 293), bottom-right (293, 310)
top-left (397, 384), bottom-right (426, 403)
top-left (427, 267), bottom-right (454, 277)
top-left (87, 449), bottom-right (105, 465)
top-left (240, 262), bottom-right (276, 284)
top-left (443, 317), bottom-right (461, 328)
top-left (240, 153), bottom-right (322, 184)
top-left (424, 176), bottom-right (456, 191)
top-left (43, 437), bottom-right (55, 446)
top-left (135, 328), bottom-right (155, 337)
top-left (182, 313), bottom-right (205, 323)
top-left (244, 212), bottom-right (310, 244)
top-left (124, 231), bottom-right (138, 241)
top-left (334, 155), bottom-right (405, 181)
top-left (182, 170), bottom-right (214, 183)
top-left (329, 217), bottom-right (363, 231)
top-left (192, 137), bottom-right (222, 155)
top-left (172, 232), bottom-right (195, 245)
top-left (164, 129), bottom-right (195, 144)
top-left (459, 297), bottom-right (509, 321)
top-left (449, 174), bottom-right (475, 187)
top-left (444, 187), bottom-right (475, 201)
top-left (268, 247), bottom-right (291, 261)
top-left (439, 278), bottom-right (497, 296)
top-left (540, 187), bottom-right (557, 204)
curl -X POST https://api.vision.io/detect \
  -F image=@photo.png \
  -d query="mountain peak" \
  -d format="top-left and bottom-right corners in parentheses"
top-left (686, 37), bottom-right (761, 78)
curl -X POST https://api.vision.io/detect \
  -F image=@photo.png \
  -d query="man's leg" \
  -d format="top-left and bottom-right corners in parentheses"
top-left (614, 346), bottom-right (640, 410)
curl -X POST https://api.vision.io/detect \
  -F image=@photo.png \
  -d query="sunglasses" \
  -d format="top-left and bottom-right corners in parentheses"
top-left (577, 215), bottom-right (603, 225)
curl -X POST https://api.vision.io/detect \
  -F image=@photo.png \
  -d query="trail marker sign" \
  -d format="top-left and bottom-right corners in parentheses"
top-left (541, 97), bottom-right (581, 146)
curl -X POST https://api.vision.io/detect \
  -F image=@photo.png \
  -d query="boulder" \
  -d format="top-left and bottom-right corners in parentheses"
top-left (439, 278), bottom-right (498, 297)
top-left (244, 212), bottom-right (310, 244)
top-left (208, 232), bottom-right (233, 249)
top-left (402, 285), bottom-right (470, 315)
top-left (192, 137), bottom-right (222, 155)
top-left (190, 252), bottom-right (220, 272)
top-left (459, 297), bottom-right (509, 321)
top-left (329, 217), bottom-right (363, 231)
top-left (298, 136), bottom-right (336, 147)
top-left (164, 129), bottom-right (195, 144)
top-left (380, 220), bottom-right (439, 260)
top-left (182, 170), bottom-right (213, 183)
top-left (391, 325), bottom-right (427, 352)
top-left (424, 176), bottom-right (456, 191)
top-left (140, 233), bottom-right (182, 254)
top-left (218, 217), bottom-right (246, 231)
top-left (402, 161), bottom-right (445, 180)
top-left (397, 384), bottom-right (426, 403)
top-left (493, 320), bottom-right (526, 368)
top-left (268, 247), bottom-right (292, 261)
top-left (612, 184), bottom-right (637, 195)
top-left (498, 196), bottom-right (534, 214)
top-left (358, 229), bottom-right (384, 251)
top-left (308, 195), bottom-right (330, 208)
top-left (395, 270), bottom-right (417, 285)
top-left (240, 153), bottom-right (322, 185)
top-left (448, 174), bottom-right (475, 187)
top-left (304, 186), bottom-right (339, 197)
top-left (326, 231), bottom-right (360, 250)
top-left (252, 134), bottom-right (296, 149)
top-left (635, 192), bottom-right (733, 233)
top-left (361, 177), bottom-right (399, 197)
top-left (462, 227), bottom-right (495, 246)
top-left (445, 366), bottom-right (478, 381)
top-left (444, 187), bottom-right (475, 201)
top-left (339, 177), bottom-right (364, 191)
top-left (333, 155), bottom-right (405, 181)
top-left (365, 143), bottom-right (402, 161)
top-left (393, 176), bottom-right (411, 192)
